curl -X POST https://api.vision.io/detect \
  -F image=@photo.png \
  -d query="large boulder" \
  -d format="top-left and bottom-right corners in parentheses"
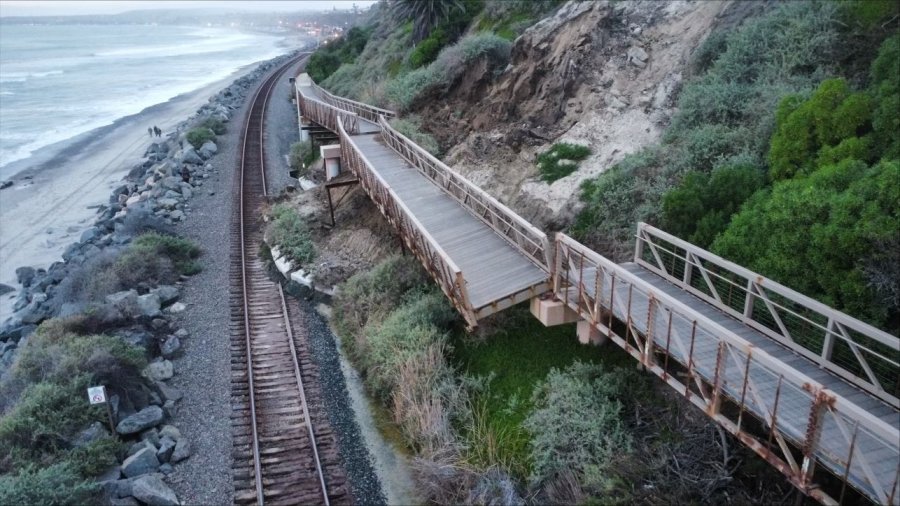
top-left (159, 335), bottom-right (180, 359)
top-left (106, 290), bottom-right (139, 313)
top-left (198, 141), bottom-right (217, 159)
top-left (170, 439), bottom-right (191, 463)
top-left (156, 198), bottom-right (179, 210)
top-left (156, 436), bottom-right (176, 462)
top-left (0, 283), bottom-right (16, 296)
top-left (131, 474), bottom-right (179, 506)
top-left (144, 360), bottom-right (174, 381)
top-left (136, 293), bottom-right (161, 318)
top-left (150, 285), bottom-right (179, 306)
top-left (181, 147), bottom-right (203, 165)
top-left (116, 406), bottom-right (164, 435)
top-left (120, 447), bottom-right (160, 478)
top-left (74, 421), bottom-right (109, 447)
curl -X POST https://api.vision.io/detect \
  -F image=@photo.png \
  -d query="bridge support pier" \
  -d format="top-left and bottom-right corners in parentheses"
top-left (530, 297), bottom-right (579, 327)
top-left (577, 320), bottom-right (608, 346)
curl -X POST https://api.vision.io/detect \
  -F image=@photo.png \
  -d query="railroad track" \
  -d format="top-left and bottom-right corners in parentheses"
top-left (229, 54), bottom-right (350, 506)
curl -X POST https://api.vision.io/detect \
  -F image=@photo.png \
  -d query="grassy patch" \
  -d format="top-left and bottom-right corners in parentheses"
top-left (267, 204), bottom-right (315, 267)
top-left (200, 117), bottom-right (226, 135)
top-left (185, 127), bottom-right (215, 150)
top-left (289, 141), bottom-right (319, 177)
top-left (537, 142), bottom-right (591, 182)
top-left (450, 306), bottom-right (631, 474)
top-left (389, 116), bottom-right (441, 156)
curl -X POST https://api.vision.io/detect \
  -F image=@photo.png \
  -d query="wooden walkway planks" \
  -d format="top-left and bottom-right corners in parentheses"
top-left (350, 133), bottom-right (547, 310)
top-left (565, 259), bottom-right (899, 503)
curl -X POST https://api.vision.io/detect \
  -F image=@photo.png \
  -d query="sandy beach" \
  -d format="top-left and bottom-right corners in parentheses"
top-left (0, 62), bottom-right (265, 319)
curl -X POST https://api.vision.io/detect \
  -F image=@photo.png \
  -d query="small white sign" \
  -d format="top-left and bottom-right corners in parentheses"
top-left (87, 386), bottom-right (107, 405)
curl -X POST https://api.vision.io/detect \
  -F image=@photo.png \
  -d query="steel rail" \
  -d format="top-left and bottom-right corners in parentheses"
top-left (236, 53), bottom-right (330, 505)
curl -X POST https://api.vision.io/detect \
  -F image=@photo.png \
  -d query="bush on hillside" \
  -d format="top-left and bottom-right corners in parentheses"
top-left (713, 158), bottom-right (900, 329)
top-left (524, 362), bottom-right (634, 499)
top-left (536, 142), bottom-right (590, 182)
top-left (0, 462), bottom-right (98, 506)
top-left (289, 141), bottom-right (319, 176)
top-left (390, 117), bottom-right (441, 156)
top-left (332, 255), bottom-right (427, 352)
top-left (115, 232), bottom-right (201, 288)
top-left (385, 33), bottom-right (511, 110)
top-left (574, 2), bottom-right (847, 258)
top-left (267, 204), bottom-right (315, 266)
top-left (185, 127), bottom-right (215, 150)
top-left (200, 117), bottom-right (226, 135)
top-left (661, 160), bottom-right (766, 246)
top-left (307, 27), bottom-right (372, 82)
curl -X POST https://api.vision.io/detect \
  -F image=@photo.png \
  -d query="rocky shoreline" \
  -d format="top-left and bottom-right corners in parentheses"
top-left (0, 51), bottom-right (301, 506)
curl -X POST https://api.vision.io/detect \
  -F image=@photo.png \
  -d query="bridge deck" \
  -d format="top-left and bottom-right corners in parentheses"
top-left (561, 259), bottom-right (899, 502)
top-left (298, 83), bottom-right (381, 134)
top-left (351, 133), bottom-right (547, 309)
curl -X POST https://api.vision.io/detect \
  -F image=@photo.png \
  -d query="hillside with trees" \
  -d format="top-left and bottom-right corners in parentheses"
top-left (307, 0), bottom-right (899, 503)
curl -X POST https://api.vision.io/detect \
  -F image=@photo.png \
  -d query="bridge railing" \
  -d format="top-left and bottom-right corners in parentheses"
top-left (378, 115), bottom-right (552, 270)
top-left (337, 116), bottom-right (478, 327)
top-left (297, 89), bottom-right (360, 135)
top-left (554, 232), bottom-right (900, 505)
top-left (312, 82), bottom-right (396, 123)
top-left (634, 223), bottom-right (900, 407)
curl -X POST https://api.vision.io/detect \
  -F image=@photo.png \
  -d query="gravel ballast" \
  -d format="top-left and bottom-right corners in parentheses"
top-left (163, 56), bottom-right (297, 504)
top-left (167, 51), bottom-right (386, 504)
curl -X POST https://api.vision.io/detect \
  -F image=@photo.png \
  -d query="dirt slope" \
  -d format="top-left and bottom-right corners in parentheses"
top-left (418, 0), bottom-right (767, 230)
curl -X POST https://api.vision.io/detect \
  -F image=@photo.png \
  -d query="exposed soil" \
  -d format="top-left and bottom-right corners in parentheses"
top-left (416, 0), bottom-right (771, 230)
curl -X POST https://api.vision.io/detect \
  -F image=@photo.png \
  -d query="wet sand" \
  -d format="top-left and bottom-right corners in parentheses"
top-left (0, 63), bottom-right (260, 319)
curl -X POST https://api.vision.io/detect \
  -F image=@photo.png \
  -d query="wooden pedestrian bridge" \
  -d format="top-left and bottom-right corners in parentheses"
top-left (294, 73), bottom-right (899, 505)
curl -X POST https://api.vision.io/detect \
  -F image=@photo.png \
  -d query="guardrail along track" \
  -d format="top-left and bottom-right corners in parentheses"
top-left (229, 55), bottom-right (349, 506)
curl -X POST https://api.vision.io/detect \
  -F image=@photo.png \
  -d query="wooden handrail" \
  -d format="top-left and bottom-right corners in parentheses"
top-left (377, 115), bottom-right (553, 270)
top-left (312, 82), bottom-right (396, 122)
top-left (633, 222), bottom-right (900, 407)
top-left (556, 232), bottom-right (899, 505)
top-left (337, 116), bottom-right (477, 327)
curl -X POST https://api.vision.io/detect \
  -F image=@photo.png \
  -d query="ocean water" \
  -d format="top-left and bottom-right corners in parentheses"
top-left (0, 24), bottom-right (286, 177)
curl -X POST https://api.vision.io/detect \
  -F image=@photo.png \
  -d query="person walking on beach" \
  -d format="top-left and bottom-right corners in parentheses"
top-left (148, 127), bottom-right (153, 137)
top-left (154, 126), bottom-right (161, 137)
top-left (181, 165), bottom-right (191, 183)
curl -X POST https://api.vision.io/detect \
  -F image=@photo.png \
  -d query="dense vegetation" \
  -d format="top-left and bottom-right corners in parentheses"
top-left (306, 26), bottom-right (372, 83)
top-left (0, 320), bottom-right (145, 503)
top-left (574, 2), bottom-right (900, 331)
top-left (313, 0), bottom-right (558, 112)
top-left (536, 142), bottom-right (591, 182)
top-left (267, 204), bottom-right (316, 266)
top-left (317, 0), bottom-right (898, 503)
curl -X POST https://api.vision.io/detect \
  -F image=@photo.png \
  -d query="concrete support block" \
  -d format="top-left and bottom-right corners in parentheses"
top-left (577, 320), bottom-right (608, 346)
top-left (321, 144), bottom-right (342, 180)
top-left (530, 297), bottom-right (580, 327)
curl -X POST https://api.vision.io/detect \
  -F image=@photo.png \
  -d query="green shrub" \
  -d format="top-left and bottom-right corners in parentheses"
top-left (536, 142), bottom-right (590, 182)
top-left (267, 204), bottom-right (315, 266)
top-left (713, 158), bottom-right (900, 328)
top-left (0, 462), bottom-right (98, 506)
top-left (364, 290), bottom-right (455, 401)
top-left (200, 117), bottom-right (226, 135)
top-left (14, 321), bottom-right (146, 386)
top-left (524, 362), bottom-right (634, 495)
top-left (661, 161), bottom-right (766, 247)
top-left (185, 127), bottom-right (215, 150)
top-left (409, 28), bottom-right (448, 68)
top-left (385, 33), bottom-right (511, 110)
top-left (0, 377), bottom-right (100, 464)
top-left (390, 116), bottom-right (441, 156)
top-left (113, 232), bottom-right (200, 287)
top-left (333, 255), bottom-right (428, 347)
top-left (308, 26), bottom-right (373, 82)
top-left (871, 34), bottom-right (900, 160)
top-left (289, 141), bottom-right (319, 176)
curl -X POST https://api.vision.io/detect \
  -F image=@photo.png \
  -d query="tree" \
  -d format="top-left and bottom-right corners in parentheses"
top-left (392, 0), bottom-right (464, 43)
